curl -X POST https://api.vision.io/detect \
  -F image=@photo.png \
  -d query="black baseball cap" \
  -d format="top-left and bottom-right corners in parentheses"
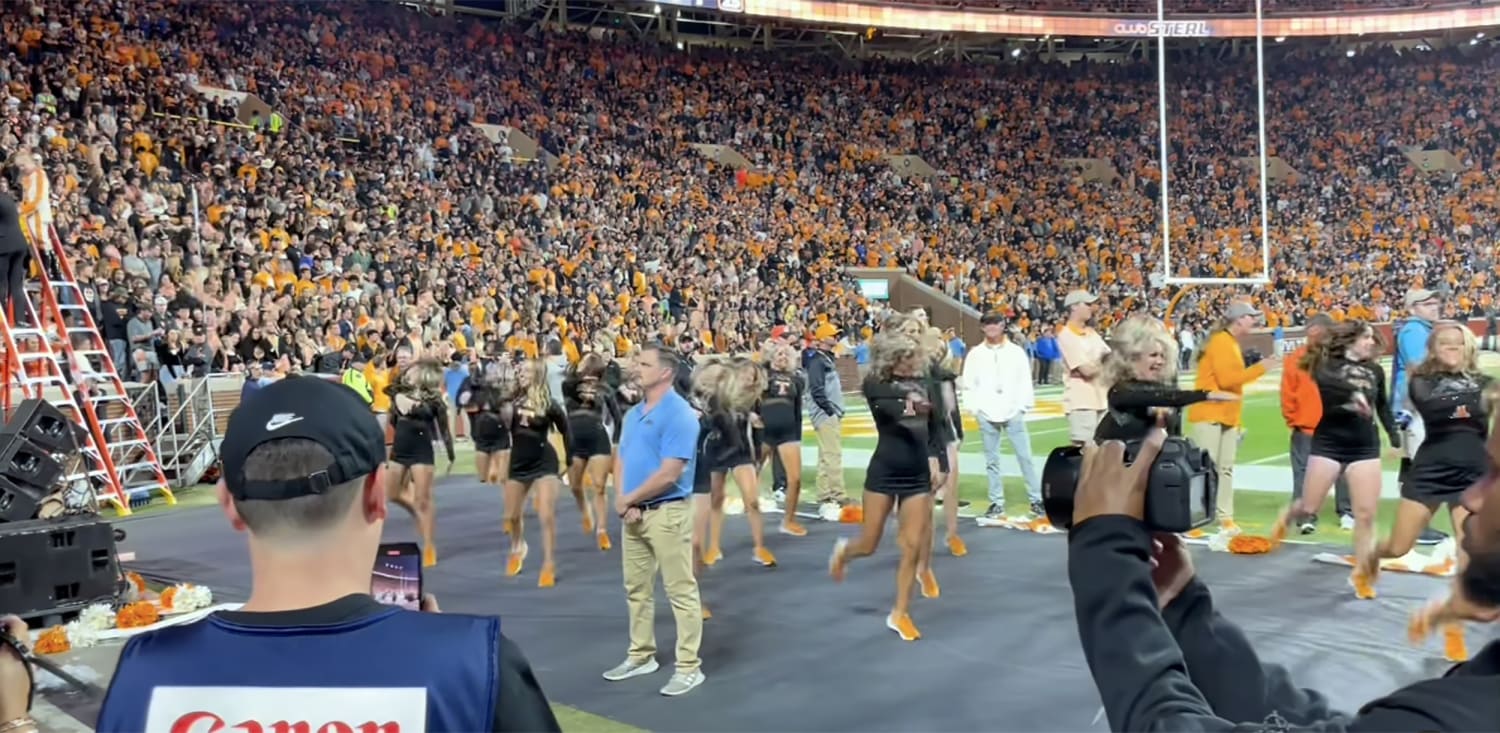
top-left (980, 311), bottom-right (1005, 326)
top-left (220, 377), bottom-right (386, 501)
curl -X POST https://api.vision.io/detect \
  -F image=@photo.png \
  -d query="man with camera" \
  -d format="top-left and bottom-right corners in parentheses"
top-left (1065, 420), bottom-right (1499, 731)
top-left (92, 377), bottom-right (560, 732)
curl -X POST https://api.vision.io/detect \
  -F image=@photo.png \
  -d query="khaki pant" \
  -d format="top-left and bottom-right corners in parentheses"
top-left (622, 500), bottom-right (702, 673)
top-left (1191, 422), bottom-right (1241, 518)
top-left (814, 418), bottom-right (845, 503)
top-left (1067, 409), bottom-right (1104, 443)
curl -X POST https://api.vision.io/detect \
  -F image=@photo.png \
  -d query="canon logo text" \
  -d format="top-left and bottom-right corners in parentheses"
top-left (169, 711), bottom-right (401, 733)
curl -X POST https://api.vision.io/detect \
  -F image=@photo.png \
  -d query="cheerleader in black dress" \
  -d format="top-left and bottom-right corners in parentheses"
top-left (502, 357), bottom-right (573, 588)
top-left (689, 363), bottom-right (725, 620)
top-left (1378, 323), bottom-right (1495, 660)
top-left (830, 330), bottom-right (943, 642)
top-left (1095, 316), bottom-right (1237, 442)
top-left (1272, 320), bottom-right (1400, 599)
top-left (757, 341), bottom-right (808, 538)
top-left (458, 359), bottom-right (512, 486)
top-left (701, 357), bottom-right (777, 568)
top-left (564, 353), bottom-right (622, 552)
top-left (385, 358), bottom-right (455, 568)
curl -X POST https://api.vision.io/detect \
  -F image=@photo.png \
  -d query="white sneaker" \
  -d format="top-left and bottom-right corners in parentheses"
top-left (602, 658), bottom-right (659, 681)
top-left (818, 501), bottom-right (842, 522)
top-left (724, 496), bottom-right (745, 515)
top-left (659, 669), bottom-right (705, 696)
top-left (758, 495), bottom-right (779, 514)
top-left (1339, 515), bottom-right (1355, 531)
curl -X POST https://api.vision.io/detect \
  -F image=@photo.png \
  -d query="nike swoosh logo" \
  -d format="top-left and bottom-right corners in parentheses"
top-left (265, 416), bottom-right (304, 431)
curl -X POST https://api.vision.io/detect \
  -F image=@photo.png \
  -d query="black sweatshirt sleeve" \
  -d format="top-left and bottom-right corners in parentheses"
top-left (491, 635), bottom-right (562, 732)
top-left (1372, 365), bottom-right (1401, 449)
top-left (1068, 515), bottom-right (1354, 732)
top-left (432, 399), bottom-right (455, 464)
top-left (550, 403), bottom-right (573, 460)
top-left (1109, 381), bottom-right (1211, 411)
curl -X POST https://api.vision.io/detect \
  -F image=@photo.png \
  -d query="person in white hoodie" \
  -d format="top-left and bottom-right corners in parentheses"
top-left (962, 312), bottom-right (1042, 522)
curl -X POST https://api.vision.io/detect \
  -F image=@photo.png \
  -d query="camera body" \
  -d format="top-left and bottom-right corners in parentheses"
top-left (1041, 436), bottom-right (1218, 534)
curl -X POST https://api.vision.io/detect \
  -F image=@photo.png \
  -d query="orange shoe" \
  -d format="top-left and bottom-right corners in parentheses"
top-left (1349, 567), bottom-right (1377, 600)
top-left (538, 564), bottom-right (555, 588)
top-left (703, 546), bottom-right (722, 566)
top-left (780, 520), bottom-right (808, 537)
top-left (829, 538), bottom-right (849, 583)
top-left (701, 605), bottom-right (712, 620)
top-left (918, 568), bottom-right (940, 599)
top-left (947, 535), bottom-right (968, 557)
top-left (839, 504), bottom-right (864, 524)
top-left (597, 533), bottom-right (612, 551)
top-left (506, 544), bottom-right (528, 577)
top-left (886, 612), bottom-right (921, 641)
top-left (753, 546), bottom-right (778, 567)
top-left (422, 545), bottom-right (438, 568)
top-left (1442, 624), bottom-right (1468, 662)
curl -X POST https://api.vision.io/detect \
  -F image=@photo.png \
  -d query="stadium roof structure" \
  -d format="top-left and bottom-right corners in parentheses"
top-left (446, 0), bottom-right (1500, 60)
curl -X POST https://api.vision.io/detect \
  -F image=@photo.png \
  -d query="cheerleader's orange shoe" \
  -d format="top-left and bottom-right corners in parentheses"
top-left (918, 569), bottom-right (940, 599)
top-left (1443, 624), bottom-right (1468, 662)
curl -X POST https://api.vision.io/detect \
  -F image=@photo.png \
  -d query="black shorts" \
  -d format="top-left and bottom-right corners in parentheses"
top-left (865, 485), bottom-right (931, 501)
top-left (569, 417), bottom-right (612, 460)
top-left (1310, 430), bottom-right (1379, 465)
top-left (760, 419), bottom-right (800, 446)
top-left (471, 413), bottom-right (509, 453)
top-left (390, 421), bottom-right (435, 467)
top-left (1402, 444), bottom-right (1483, 507)
top-left (510, 449), bottom-right (561, 485)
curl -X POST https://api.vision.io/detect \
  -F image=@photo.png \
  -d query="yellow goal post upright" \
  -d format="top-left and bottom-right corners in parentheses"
top-left (1157, 0), bottom-right (1273, 312)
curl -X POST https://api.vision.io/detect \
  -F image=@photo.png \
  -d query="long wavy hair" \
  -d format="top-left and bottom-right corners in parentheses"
top-left (868, 331), bottom-right (923, 383)
top-left (400, 357), bottom-right (445, 399)
top-left (1412, 321), bottom-right (1479, 378)
top-left (514, 357), bottom-right (552, 414)
top-left (691, 361), bottom-right (729, 410)
top-left (1300, 319), bottom-right (1382, 375)
top-left (1104, 316), bottom-right (1177, 387)
top-left (695, 357), bottom-right (764, 413)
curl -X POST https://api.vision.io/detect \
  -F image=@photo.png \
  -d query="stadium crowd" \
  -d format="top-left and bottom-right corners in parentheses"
top-left (907, 0), bottom-right (1436, 12)
top-left (3, 0), bottom-right (1500, 386)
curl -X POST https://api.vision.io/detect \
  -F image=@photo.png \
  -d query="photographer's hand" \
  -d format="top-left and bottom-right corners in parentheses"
top-left (0, 615), bottom-right (32, 724)
top-left (1072, 417), bottom-right (1167, 525)
top-left (1149, 533), bottom-right (1195, 609)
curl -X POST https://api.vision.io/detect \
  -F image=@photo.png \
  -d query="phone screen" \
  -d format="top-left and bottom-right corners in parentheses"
top-left (372, 542), bottom-right (423, 611)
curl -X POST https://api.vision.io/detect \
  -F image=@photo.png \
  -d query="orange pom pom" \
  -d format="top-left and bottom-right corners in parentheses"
top-left (1228, 535), bottom-right (1272, 555)
top-left (116, 601), bottom-right (161, 629)
top-left (125, 572), bottom-right (147, 594)
top-left (34, 626), bottom-right (70, 655)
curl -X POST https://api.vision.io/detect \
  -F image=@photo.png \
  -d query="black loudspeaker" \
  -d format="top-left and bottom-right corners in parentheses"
top-left (0, 516), bottom-right (119, 620)
top-left (2, 399), bottom-right (87, 454)
top-left (0, 435), bottom-right (61, 491)
top-left (0, 474), bottom-right (46, 522)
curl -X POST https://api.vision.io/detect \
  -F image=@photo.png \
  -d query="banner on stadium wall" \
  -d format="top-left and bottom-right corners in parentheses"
top-left (731, 1), bottom-right (1500, 40)
top-left (1246, 318), bottom-right (1495, 359)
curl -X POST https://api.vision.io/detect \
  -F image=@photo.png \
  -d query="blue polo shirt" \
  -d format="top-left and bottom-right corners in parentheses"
top-left (620, 389), bottom-right (700, 504)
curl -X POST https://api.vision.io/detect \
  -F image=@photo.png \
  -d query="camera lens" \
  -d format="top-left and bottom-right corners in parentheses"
top-left (1041, 445), bottom-right (1085, 530)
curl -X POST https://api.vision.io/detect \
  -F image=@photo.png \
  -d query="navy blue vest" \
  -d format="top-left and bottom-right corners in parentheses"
top-left (96, 607), bottom-right (499, 733)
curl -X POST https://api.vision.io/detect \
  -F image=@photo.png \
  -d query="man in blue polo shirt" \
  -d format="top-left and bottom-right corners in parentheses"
top-left (603, 343), bottom-right (704, 697)
top-left (95, 377), bottom-right (559, 732)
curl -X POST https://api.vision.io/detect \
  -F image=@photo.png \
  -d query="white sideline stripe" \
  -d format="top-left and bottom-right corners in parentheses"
top-left (1245, 452), bottom-right (1289, 465)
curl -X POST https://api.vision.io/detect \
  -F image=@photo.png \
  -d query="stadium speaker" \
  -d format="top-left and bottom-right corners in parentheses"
top-left (2, 398), bottom-right (88, 454)
top-left (0, 474), bottom-right (47, 523)
top-left (0, 515), bottom-right (119, 620)
top-left (0, 434), bottom-right (62, 492)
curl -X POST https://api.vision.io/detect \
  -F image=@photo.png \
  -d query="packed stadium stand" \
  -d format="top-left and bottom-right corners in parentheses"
top-left (3, 0), bottom-right (1499, 386)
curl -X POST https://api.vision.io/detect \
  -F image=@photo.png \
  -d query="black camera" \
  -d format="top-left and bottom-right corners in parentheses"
top-left (1040, 436), bottom-right (1218, 534)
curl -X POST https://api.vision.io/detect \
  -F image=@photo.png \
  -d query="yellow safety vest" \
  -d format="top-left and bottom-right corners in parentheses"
top-left (342, 368), bottom-right (373, 404)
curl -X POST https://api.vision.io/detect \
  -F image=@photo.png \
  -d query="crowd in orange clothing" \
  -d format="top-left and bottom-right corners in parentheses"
top-left (2, 0), bottom-right (1498, 385)
top-left (898, 0), bottom-right (1430, 12)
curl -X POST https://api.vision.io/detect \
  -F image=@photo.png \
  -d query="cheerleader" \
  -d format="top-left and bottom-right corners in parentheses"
top-left (1095, 316), bottom-right (1237, 441)
top-left (830, 329), bottom-right (940, 641)
top-left (1377, 323), bottom-right (1495, 661)
top-left (564, 353), bottom-right (622, 551)
top-left (925, 325), bottom-right (967, 563)
top-left (690, 362), bottom-right (726, 619)
top-left (502, 357), bottom-right (573, 588)
top-left (459, 358), bottom-right (513, 486)
top-left (885, 315), bottom-right (949, 598)
top-left (1272, 320), bottom-right (1401, 599)
top-left (385, 358), bottom-right (455, 568)
top-left (701, 358), bottom-right (778, 568)
top-left (758, 341), bottom-right (808, 537)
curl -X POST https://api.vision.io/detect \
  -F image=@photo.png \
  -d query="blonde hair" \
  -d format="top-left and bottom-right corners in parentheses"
top-left (922, 326), bottom-right (958, 372)
top-left (1104, 316), bottom-right (1178, 386)
top-left (868, 331), bottom-right (922, 382)
top-left (401, 358), bottom-right (445, 397)
top-left (767, 341), bottom-right (795, 371)
top-left (692, 361), bottom-right (729, 407)
top-left (516, 358), bottom-right (551, 414)
top-left (694, 357), bottom-right (763, 413)
top-left (1412, 321), bottom-right (1479, 377)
